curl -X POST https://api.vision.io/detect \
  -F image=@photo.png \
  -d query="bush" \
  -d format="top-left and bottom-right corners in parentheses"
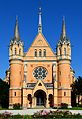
top-left (10, 114), bottom-right (23, 119)
top-left (33, 110), bottom-right (50, 118)
top-left (33, 109), bottom-right (82, 119)
top-left (1, 111), bottom-right (12, 118)
top-left (13, 103), bottom-right (21, 109)
top-left (0, 105), bottom-right (2, 109)
top-left (0, 111), bottom-right (82, 119)
top-left (60, 103), bottom-right (68, 109)
top-left (9, 115), bottom-right (32, 119)
top-left (53, 107), bottom-right (57, 109)
top-left (78, 104), bottom-right (82, 107)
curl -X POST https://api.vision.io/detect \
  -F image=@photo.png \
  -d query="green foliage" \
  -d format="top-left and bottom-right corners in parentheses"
top-left (0, 111), bottom-right (82, 119)
top-left (0, 111), bottom-right (12, 119)
top-left (0, 78), bottom-right (9, 108)
top-left (7, 115), bottom-right (32, 119)
top-left (53, 107), bottom-right (57, 109)
top-left (23, 115), bottom-right (31, 119)
top-left (71, 76), bottom-right (82, 105)
top-left (13, 103), bottom-right (21, 109)
top-left (68, 106), bottom-right (82, 110)
top-left (10, 114), bottom-right (23, 119)
top-left (60, 103), bottom-right (68, 109)
top-left (33, 109), bottom-right (82, 119)
top-left (71, 76), bottom-right (82, 95)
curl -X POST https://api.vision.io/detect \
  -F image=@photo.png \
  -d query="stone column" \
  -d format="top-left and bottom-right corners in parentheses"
top-left (22, 89), bottom-right (27, 109)
top-left (68, 89), bottom-right (72, 108)
top-left (46, 94), bottom-right (49, 108)
top-left (54, 89), bottom-right (58, 107)
top-left (32, 96), bottom-right (34, 108)
top-left (34, 97), bottom-right (36, 108)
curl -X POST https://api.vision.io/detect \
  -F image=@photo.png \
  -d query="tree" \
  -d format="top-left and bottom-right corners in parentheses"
top-left (71, 76), bottom-right (82, 106)
top-left (0, 78), bottom-right (9, 108)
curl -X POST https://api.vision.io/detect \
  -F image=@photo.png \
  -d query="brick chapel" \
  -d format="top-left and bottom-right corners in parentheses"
top-left (8, 8), bottom-right (75, 108)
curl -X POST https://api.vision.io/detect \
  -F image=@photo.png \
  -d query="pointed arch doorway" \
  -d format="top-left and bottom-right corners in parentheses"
top-left (34, 90), bottom-right (46, 107)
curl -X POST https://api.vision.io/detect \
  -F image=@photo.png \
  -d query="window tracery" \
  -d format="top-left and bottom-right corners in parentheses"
top-left (33, 66), bottom-right (48, 80)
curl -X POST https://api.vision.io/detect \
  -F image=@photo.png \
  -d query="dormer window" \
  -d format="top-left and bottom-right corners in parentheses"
top-left (39, 49), bottom-right (42, 57)
top-left (43, 49), bottom-right (46, 57)
top-left (34, 49), bottom-right (37, 57)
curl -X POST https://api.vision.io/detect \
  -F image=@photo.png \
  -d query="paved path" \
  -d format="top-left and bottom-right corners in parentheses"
top-left (0, 109), bottom-right (82, 115)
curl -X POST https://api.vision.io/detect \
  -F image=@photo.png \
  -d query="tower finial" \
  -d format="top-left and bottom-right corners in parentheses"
top-left (38, 7), bottom-right (42, 33)
top-left (62, 16), bottom-right (66, 39)
top-left (14, 16), bottom-right (20, 41)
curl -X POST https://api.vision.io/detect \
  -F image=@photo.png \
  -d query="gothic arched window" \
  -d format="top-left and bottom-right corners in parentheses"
top-left (64, 48), bottom-right (66, 56)
top-left (15, 48), bottom-right (17, 55)
top-left (68, 47), bottom-right (71, 55)
top-left (43, 49), bottom-right (46, 57)
top-left (24, 74), bottom-right (26, 81)
top-left (39, 49), bottom-right (42, 57)
top-left (64, 92), bottom-right (66, 96)
top-left (27, 94), bottom-right (32, 104)
top-left (10, 47), bottom-right (12, 55)
top-left (14, 92), bottom-right (16, 96)
top-left (34, 49), bottom-right (37, 57)
top-left (19, 49), bottom-right (21, 55)
top-left (59, 48), bottom-right (61, 56)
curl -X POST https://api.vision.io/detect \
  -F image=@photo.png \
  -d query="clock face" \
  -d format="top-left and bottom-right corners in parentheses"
top-left (33, 66), bottom-right (48, 80)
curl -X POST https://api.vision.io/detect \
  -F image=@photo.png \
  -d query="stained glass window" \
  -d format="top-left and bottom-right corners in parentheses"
top-left (33, 66), bottom-right (48, 80)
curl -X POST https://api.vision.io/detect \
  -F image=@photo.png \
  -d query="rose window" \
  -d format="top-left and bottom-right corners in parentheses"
top-left (33, 66), bottom-right (48, 80)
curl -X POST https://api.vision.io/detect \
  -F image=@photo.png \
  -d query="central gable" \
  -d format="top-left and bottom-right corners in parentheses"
top-left (31, 33), bottom-right (49, 47)
top-left (33, 80), bottom-right (47, 95)
top-left (25, 33), bottom-right (55, 59)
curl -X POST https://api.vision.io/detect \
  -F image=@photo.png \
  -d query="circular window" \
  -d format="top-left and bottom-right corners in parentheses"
top-left (33, 66), bottom-right (48, 80)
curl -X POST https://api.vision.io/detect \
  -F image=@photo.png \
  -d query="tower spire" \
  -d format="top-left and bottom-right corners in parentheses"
top-left (38, 7), bottom-right (42, 33)
top-left (14, 16), bottom-right (20, 41)
top-left (62, 16), bottom-right (66, 39)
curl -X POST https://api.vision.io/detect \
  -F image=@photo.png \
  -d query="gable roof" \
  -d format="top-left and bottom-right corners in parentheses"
top-left (33, 80), bottom-right (47, 95)
top-left (25, 33), bottom-right (55, 57)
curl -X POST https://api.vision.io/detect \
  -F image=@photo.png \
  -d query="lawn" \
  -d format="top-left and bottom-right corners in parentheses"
top-left (60, 106), bottom-right (82, 110)
top-left (70, 107), bottom-right (82, 110)
top-left (3, 115), bottom-right (82, 119)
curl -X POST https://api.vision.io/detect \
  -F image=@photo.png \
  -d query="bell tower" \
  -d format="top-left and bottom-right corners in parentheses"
top-left (9, 17), bottom-right (24, 108)
top-left (57, 17), bottom-right (71, 60)
top-left (56, 17), bottom-right (72, 107)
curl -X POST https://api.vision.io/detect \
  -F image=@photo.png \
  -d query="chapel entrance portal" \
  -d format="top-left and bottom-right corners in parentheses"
top-left (34, 90), bottom-right (46, 107)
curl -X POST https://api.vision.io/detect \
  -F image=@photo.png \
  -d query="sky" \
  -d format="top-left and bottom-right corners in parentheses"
top-left (0, 0), bottom-right (82, 79)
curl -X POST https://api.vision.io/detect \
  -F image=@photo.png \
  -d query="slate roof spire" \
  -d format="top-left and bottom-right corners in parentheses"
top-left (58, 17), bottom-right (70, 45)
top-left (38, 7), bottom-right (42, 33)
top-left (62, 16), bottom-right (66, 39)
top-left (14, 16), bottom-right (20, 41)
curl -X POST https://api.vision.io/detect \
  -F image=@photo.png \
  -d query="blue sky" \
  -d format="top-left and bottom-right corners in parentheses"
top-left (0, 0), bottom-right (82, 79)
